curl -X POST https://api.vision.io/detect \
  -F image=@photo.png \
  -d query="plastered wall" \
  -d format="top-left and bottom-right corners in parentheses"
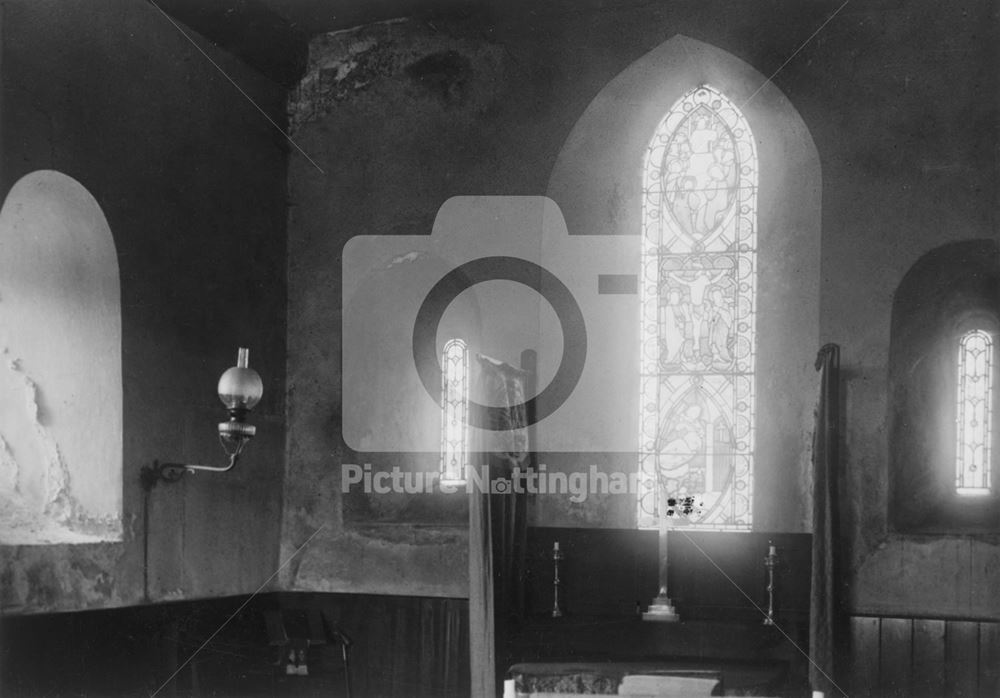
top-left (0, 0), bottom-right (289, 614)
top-left (283, 0), bottom-right (999, 619)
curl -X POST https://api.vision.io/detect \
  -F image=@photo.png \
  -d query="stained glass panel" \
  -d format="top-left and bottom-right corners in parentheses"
top-left (440, 338), bottom-right (469, 483)
top-left (638, 86), bottom-right (757, 530)
top-left (956, 329), bottom-right (993, 495)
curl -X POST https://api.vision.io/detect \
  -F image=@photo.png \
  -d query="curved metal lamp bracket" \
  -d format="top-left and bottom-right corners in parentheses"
top-left (140, 453), bottom-right (241, 492)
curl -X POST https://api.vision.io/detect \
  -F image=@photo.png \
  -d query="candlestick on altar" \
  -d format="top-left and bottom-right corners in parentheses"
top-left (763, 540), bottom-right (778, 626)
top-left (642, 503), bottom-right (679, 622)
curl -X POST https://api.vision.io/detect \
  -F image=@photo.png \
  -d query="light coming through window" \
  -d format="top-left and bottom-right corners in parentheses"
top-left (440, 338), bottom-right (470, 484)
top-left (956, 329), bottom-right (993, 495)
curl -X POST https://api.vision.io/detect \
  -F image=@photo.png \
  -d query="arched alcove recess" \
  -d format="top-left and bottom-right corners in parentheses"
top-left (889, 239), bottom-right (1000, 534)
top-left (546, 35), bottom-right (821, 532)
top-left (0, 171), bottom-right (123, 544)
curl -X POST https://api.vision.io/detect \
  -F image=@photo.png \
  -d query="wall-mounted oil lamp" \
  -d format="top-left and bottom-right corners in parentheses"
top-left (140, 347), bottom-right (263, 490)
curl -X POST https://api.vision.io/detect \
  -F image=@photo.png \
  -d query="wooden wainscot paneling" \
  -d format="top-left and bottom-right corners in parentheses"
top-left (278, 593), bottom-right (469, 698)
top-left (979, 622), bottom-right (1000, 697)
top-left (912, 619), bottom-right (946, 698)
top-left (945, 621), bottom-right (979, 697)
top-left (850, 616), bottom-right (1000, 698)
top-left (879, 618), bottom-right (912, 697)
top-left (850, 616), bottom-right (880, 697)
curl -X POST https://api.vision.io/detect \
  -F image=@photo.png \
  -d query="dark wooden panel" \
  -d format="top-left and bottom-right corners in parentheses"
top-left (2, 593), bottom-right (468, 697)
top-left (850, 616), bottom-right (880, 698)
top-left (879, 618), bottom-right (912, 698)
top-left (279, 592), bottom-right (469, 698)
top-left (945, 620), bottom-right (979, 698)
top-left (391, 599), bottom-right (409, 694)
top-left (510, 617), bottom-right (806, 664)
top-left (364, 596), bottom-right (394, 694)
top-left (912, 619), bottom-right (946, 698)
top-left (419, 599), bottom-right (437, 692)
top-left (668, 531), bottom-right (812, 623)
top-left (979, 622), bottom-right (1000, 698)
top-left (850, 615), bottom-right (1000, 698)
top-left (524, 527), bottom-right (657, 617)
top-left (524, 527), bottom-right (811, 622)
top-left (445, 599), bottom-right (465, 696)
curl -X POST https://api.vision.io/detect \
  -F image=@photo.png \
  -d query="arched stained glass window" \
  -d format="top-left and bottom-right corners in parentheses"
top-left (440, 338), bottom-right (470, 483)
top-left (956, 329), bottom-right (994, 495)
top-left (637, 85), bottom-right (757, 530)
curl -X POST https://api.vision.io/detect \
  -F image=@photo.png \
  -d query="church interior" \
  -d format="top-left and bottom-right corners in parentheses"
top-left (0, 0), bottom-right (998, 696)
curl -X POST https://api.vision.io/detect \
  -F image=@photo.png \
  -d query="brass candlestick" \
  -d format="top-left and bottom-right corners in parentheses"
top-left (763, 540), bottom-right (777, 626)
top-left (642, 512), bottom-right (679, 622)
top-left (552, 542), bottom-right (564, 618)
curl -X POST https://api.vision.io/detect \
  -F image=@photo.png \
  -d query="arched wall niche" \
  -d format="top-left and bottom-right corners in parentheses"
top-left (544, 35), bottom-right (822, 532)
top-left (889, 239), bottom-right (1000, 534)
top-left (0, 170), bottom-right (123, 545)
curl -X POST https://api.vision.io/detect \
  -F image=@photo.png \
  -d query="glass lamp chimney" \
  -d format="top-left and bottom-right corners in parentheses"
top-left (218, 347), bottom-right (263, 413)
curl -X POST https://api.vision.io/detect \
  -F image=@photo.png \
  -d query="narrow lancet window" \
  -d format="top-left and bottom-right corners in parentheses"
top-left (956, 329), bottom-right (993, 495)
top-left (637, 85), bottom-right (757, 530)
top-left (440, 338), bottom-right (470, 483)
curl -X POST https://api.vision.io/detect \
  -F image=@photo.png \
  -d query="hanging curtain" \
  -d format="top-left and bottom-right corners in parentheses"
top-left (469, 467), bottom-right (495, 698)
top-left (469, 355), bottom-right (529, 698)
top-left (810, 343), bottom-right (844, 696)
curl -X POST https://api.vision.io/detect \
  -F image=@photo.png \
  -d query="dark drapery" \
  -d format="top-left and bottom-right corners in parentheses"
top-left (810, 343), bottom-right (845, 696)
top-left (469, 475), bottom-right (494, 698)
top-left (469, 355), bottom-right (529, 698)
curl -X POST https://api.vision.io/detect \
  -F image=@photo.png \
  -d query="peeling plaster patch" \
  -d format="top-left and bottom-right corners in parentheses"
top-left (288, 527), bottom-right (469, 597)
top-left (0, 351), bottom-right (121, 544)
top-left (6, 353), bottom-right (71, 512)
top-left (290, 34), bottom-right (396, 131)
top-left (80, 570), bottom-right (114, 602)
top-left (11, 561), bottom-right (29, 606)
top-left (0, 432), bottom-right (20, 495)
top-left (66, 557), bottom-right (116, 605)
top-left (353, 522), bottom-right (465, 546)
top-left (25, 560), bottom-right (64, 609)
top-left (0, 497), bottom-right (114, 544)
top-left (161, 589), bottom-right (187, 602)
top-left (8, 356), bottom-right (60, 499)
top-left (1, 542), bottom-right (127, 614)
top-left (289, 18), bottom-right (505, 135)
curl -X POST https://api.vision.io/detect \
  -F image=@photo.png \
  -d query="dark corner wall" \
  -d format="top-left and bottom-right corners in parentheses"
top-left (280, 0), bottom-right (1000, 624)
top-left (0, 0), bottom-right (289, 614)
